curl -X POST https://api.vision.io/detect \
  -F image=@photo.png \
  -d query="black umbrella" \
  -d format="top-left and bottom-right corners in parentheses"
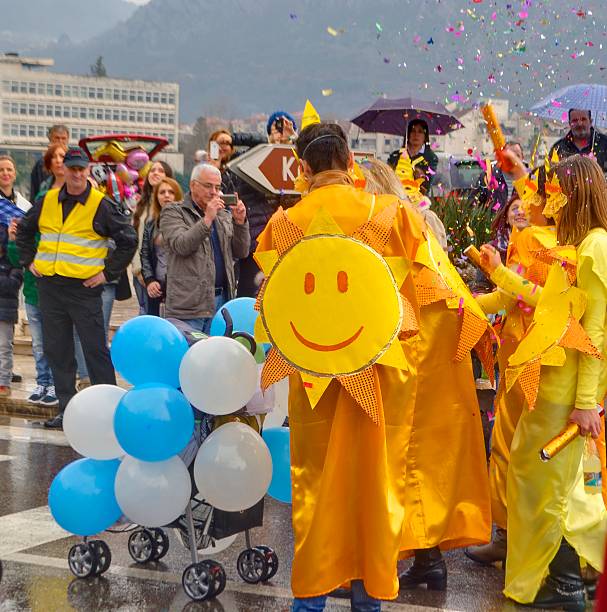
top-left (351, 96), bottom-right (464, 136)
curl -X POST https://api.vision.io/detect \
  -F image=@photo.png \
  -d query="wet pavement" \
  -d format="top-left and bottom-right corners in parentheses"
top-left (0, 416), bottom-right (582, 611)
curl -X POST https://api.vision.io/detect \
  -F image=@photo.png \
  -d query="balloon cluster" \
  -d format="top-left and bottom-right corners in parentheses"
top-left (89, 141), bottom-right (151, 212)
top-left (48, 299), bottom-right (291, 539)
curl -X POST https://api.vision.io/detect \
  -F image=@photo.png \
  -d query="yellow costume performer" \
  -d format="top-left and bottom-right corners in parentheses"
top-left (255, 170), bottom-right (423, 601)
top-left (394, 155), bottom-right (492, 588)
top-left (488, 157), bottom-right (607, 607)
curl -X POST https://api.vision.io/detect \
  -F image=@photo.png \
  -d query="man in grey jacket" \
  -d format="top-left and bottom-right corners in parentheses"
top-left (160, 164), bottom-right (249, 332)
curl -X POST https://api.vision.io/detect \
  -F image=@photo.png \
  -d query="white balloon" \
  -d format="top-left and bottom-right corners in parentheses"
top-left (63, 385), bottom-right (126, 459)
top-left (193, 422), bottom-right (272, 512)
top-left (262, 378), bottom-right (289, 429)
top-left (179, 336), bottom-right (258, 415)
top-left (115, 456), bottom-right (191, 527)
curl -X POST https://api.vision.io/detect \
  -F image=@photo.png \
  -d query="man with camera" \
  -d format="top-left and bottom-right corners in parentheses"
top-left (160, 163), bottom-right (249, 333)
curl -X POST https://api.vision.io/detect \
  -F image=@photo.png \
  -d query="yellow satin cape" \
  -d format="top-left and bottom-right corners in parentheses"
top-left (255, 182), bottom-right (423, 600)
top-left (399, 232), bottom-right (491, 554)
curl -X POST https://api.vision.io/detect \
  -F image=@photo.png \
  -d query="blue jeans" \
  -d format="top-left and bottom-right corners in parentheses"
top-left (176, 290), bottom-right (227, 336)
top-left (292, 581), bottom-right (381, 612)
top-left (133, 276), bottom-right (148, 315)
top-left (25, 302), bottom-right (53, 387)
top-left (75, 284), bottom-right (115, 379)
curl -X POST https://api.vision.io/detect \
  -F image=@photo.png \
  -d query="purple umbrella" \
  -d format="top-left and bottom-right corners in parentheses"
top-left (530, 84), bottom-right (607, 128)
top-left (351, 96), bottom-right (464, 136)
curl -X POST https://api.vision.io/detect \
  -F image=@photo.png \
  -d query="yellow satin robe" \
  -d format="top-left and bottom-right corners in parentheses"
top-left (505, 229), bottom-right (607, 603)
top-left (400, 232), bottom-right (491, 554)
top-left (256, 181), bottom-right (423, 600)
top-left (479, 225), bottom-right (556, 529)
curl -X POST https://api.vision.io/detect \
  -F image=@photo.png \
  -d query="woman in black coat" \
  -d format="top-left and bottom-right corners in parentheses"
top-left (140, 177), bottom-right (183, 316)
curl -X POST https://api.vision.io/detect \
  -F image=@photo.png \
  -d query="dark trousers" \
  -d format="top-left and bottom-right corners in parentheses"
top-left (236, 253), bottom-right (262, 298)
top-left (37, 277), bottom-right (116, 411)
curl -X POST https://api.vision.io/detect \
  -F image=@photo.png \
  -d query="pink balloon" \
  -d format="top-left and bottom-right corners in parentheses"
top-left (126, 149), bottom-right (150, 170)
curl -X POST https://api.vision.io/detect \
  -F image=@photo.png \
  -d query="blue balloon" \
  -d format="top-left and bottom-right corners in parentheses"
top-left (48, 458), bottom-right (121, 536)
top-left (262, 427), bottom-right (291, 504)
top-left (210, 297), bottom-right (258, 337)
top-left (111, 316), bottom-right (189, 388)
top-left (114, 384), bottom-right (194, 462)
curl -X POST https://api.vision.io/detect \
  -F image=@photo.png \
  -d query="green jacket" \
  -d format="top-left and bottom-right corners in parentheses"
top-left (8, 239), bottom-right (37, 306)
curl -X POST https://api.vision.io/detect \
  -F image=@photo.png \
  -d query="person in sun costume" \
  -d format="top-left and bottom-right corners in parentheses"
top-left (366, 154), bottom-right (493, 590)
top-left (479, 154), bottom-right (607, 610)
top-left (254, 122), bottom-right (423, 610)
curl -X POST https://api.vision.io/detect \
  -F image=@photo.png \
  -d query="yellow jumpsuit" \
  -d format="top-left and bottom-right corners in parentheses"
top-left (399, 231), bottom-right (492, 554)
top-left (503, 228), bottom-right (607, 603)
top-left (476, 225), bottom-right (556, 529)
top-left (256, 175), bottom-right (423, 600)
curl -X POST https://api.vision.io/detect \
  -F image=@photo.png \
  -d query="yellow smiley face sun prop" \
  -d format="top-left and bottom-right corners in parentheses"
top-left (254, 204), bottom-right (418, 423)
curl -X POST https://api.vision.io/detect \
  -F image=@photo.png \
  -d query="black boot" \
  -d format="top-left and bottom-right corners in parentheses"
top-left (399, 546), bottom-right (447, 591)
top-left (532, 540), bottom-right (586, 611)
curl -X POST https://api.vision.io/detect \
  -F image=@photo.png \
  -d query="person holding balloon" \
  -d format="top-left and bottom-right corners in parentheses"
top-left (140, 177), bottom-right (183, 316)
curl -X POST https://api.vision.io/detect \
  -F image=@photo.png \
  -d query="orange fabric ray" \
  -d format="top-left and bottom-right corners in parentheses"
top-left (559, 316), bottom-right (604, 359)
top-left (254, 279), bottom-right (267, 313)
top-left (414, 267), bottom-right (457, 307)
top-left (454, 309), bottom-right (488, 363)
top-left (400, 294), bottom-right (419, 339)
top-left (261, 348), bottom-right (297, 391)
top-left (272, 207), bottom-right (304, 255)
top-left (351, 201), bottom-right (398, 255)
top-left (518, 358), bottom-right (542, 410)
top-left (337, 366), bottom-right (380, 424)
top-left (474, 329), bottom-right (497, 386)
top-left (534, 248), bottom-right (577, 285)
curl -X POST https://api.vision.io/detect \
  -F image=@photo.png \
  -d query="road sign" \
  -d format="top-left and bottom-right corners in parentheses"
top-left (227, 145), bottom-right (374, 195)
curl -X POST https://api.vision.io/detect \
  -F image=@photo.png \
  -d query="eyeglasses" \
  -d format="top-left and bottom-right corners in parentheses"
top-left (193, 179), bottom-right (222, 192)
top-left (216, 140), bottom-right (232, 146)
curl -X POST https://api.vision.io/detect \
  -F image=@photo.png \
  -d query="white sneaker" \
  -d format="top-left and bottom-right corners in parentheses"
top-left (40, 385), bottom-right (59, 406)
top-left (27, 385), bottom-right (46, 405)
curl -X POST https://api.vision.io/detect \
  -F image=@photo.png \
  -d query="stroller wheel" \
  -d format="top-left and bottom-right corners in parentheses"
top-left (151, 528), bottom-right (169, 560)
top-left (202, 560), bottom-right (226, 597)
top-left (182, 562), bottom-right (213, 601)
top-left (127, 529), bottom-right (156, 563)
top-left (237, 548), bottom-right (267, 584)
top-left (89, 540), bottom-right (111, 575)
top-left (255, 545), bottom-right (279, 580)
top-left (68, 543), bottom-right (98, 579)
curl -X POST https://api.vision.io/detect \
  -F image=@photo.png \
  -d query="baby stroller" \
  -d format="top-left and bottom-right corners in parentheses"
top-left (65, 311), bottom-right (279, 603)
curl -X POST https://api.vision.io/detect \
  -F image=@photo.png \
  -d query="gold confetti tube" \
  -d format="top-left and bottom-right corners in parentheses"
top-left (481, 104), bottom-right (506, 151)
top-left (539, 423), bottom-right (580, 461)
top-left (463, 245), bottom-right (492, 276)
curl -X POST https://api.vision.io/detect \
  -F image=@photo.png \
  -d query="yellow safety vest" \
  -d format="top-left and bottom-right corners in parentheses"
top-left (34, 188), bottom-right (109, 279)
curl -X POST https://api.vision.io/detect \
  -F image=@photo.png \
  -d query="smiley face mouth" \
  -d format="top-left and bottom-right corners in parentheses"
top-left (290, 322), bottom-right (364, 352)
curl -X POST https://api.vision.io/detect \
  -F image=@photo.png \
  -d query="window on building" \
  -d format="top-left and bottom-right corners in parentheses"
top-left (104, 109), bottom-right (111, 121)
top-left (10, 124), bottom-right (18, 136)
top-left (152, 112), bottom-right (159, 124)
top-left (113, 109), bottom-right (120, 121)
top-left (120, 110), bottom-right (127, 121)
top-left (152, 92), bottom-right (159, 104)
top-left (145, 92), bottom-right (152, 104)
top-left (129, 90), bottom-right (136, 102)
top-left (144, 111), bottom-right (151, 123)
top-left (10, 103), bottom-right (17, 115)
top-left (46, 84), bottom-right (53, 96)
top-left (19, 125), bottom-right (26, 136)
top-left (96, 88), bottom-right (103, 99)
top-left (28, 82), bottom-right (35, 94)
top-left (55, 84), bottom-right (62, 96)
top-left (19, 103), bottom-right (26, 115)
top-left (160, 92), bottom-right (167, 105)
top-left (36, 83), bottom-right (45, 95)
top-left (19, 82), bottom-right (27, 94)
top-left (71, 107), bottom-right (79, 119)
top-left (160, 113), bottom-right (167, 124)
top-left (46, 105), bottom-right (53, 117)
top-left (113, 89), bottom-right (120, 101)
top-left (121, 90), bottom-right (127, 101)
top-left (28, 125), bottom-right (35, 137)
top-left (37, 125), bottom-right (46, 138)
top-left (10, 81), bottom-right (18, 93)
top-left (97, 108), bottom-right (103, 120)
top-left (137, 91), bottom-right (143, 103)
top-left (63, 106), bottom-right (70, 118)
top-left (136, 111), bottom-right (143, 123)
top-left (55, 106), bottom-right (62, 117)
top-left (128, 111), bottom-right (135, 122)
top-left (88, 88), bottom-right (95, 99)
top-left (80, 107), bottom-right (86, 119)
top-left (168, 113), bottom-right (175, 125)
top-left (64, 85), bottom-right (71, 97)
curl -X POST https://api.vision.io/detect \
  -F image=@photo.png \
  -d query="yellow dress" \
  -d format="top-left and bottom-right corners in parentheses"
top-left (399, 231), bottom-right (492, 554)
top-left (476, 225), bottom-right (556, 529)
top-left (255, 178), bottom-right (423, 600)
top-left (503, 228), bottom-right (607, 604)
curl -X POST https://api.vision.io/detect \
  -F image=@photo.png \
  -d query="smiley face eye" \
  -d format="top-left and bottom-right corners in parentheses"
top-left (304, 272), bottom-right (315, 294)
top-left (337, 271), bottom-right (348, 293)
